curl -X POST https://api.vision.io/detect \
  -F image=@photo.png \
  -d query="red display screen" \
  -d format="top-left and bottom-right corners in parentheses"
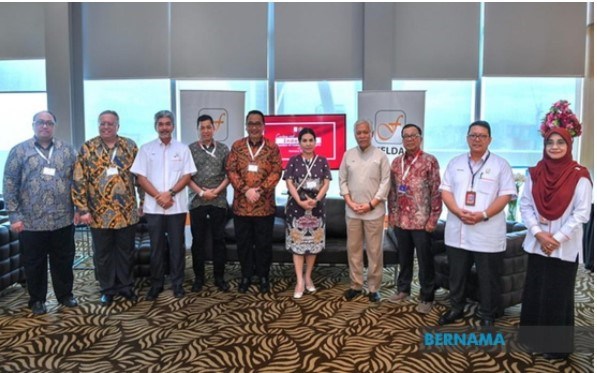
top-left (264, 114), bottom-right (346, 170)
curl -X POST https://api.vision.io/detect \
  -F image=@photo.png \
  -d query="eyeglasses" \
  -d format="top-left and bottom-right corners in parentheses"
top-left (546, 139), bottom-right (567, 147)
top-left (34, 120), bottom-right (55, 127)
top-left (467, 134), bottom-right (489, 140)
top-left (401, 134), bottom-right (421, 140)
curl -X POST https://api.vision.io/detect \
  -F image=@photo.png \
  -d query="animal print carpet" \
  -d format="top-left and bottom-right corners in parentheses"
top-left (0, 260), bottom-right (593, 372)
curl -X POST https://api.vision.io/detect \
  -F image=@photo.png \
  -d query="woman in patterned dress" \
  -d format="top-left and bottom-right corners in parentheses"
top-left (283, 128), bottom-right (332, 299)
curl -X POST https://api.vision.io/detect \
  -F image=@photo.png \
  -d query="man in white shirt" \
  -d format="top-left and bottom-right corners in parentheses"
top-left (339, 119), bottom-right (391, 302)
top-left (439, 120), bottom-right (516, 326)
top-left (131, 110), bottom-right (197, 301)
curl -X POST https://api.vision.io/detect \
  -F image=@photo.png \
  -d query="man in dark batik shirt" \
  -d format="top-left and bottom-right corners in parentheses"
top-left (226, 110), bottom-right (282, 294)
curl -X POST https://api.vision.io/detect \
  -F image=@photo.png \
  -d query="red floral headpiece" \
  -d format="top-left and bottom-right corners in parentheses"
top-left (539, 100), bottom-right (582, 138)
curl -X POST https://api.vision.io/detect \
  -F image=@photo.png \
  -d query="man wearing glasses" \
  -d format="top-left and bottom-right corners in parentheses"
top-left (438, 120), bottom-right (516, 326)
top-left (3, 111), bottom-right (78, 315)
top-left (387, 124), bottom-right (442, 314)
top-left (72, 110), bottom-right (142, 306)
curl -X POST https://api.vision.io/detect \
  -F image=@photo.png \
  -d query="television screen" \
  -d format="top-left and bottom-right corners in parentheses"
top-left (263, 114), bottom-right (346, 170)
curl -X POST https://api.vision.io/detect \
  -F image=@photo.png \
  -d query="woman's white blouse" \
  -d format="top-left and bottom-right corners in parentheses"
top-left (519, 175), bottom-right (592, 263)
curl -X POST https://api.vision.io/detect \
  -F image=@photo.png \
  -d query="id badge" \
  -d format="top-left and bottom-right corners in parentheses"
top-left (465, 191), bottom-right (476, 206)
top-left (106, 167), bottom-right (118, 176)
top-left (398, 185), bottom-right (407, 194)
top-left (42, 167), bottom-right (56, 176)
top-left (248, 164), bottom-right (259, 172)
top-left (306, 180), bottom-right (317, 189)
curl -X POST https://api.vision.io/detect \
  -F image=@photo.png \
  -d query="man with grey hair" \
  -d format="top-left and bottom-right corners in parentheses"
top-left (131, 110), bottom-right (196, 301)
top-left (339, 119), bottom-right (391, 302)
top-left (72, 110), bottom-right (142, 306)
top-left (3, 110), bottom-right (78, 315)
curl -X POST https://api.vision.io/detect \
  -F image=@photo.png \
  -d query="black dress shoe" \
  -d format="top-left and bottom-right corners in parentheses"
top-left (173, 286), bottom-right (185, 298)
top-left (59, 296), bottom-right (78, 308)
top-left (259, 277), bottom-right (270, 293)
top-left (31, 301), bottom-right (47, 315)
top-left (479, 319), bottom-right (494, 327)
top-left (100, 294), bottom-right (114, 306)
top-left (119, 290), bottom-right (138, 302)
top-left (542, 353), bottom-right (569, 360)
top-left (215, 278), bottom-right (230, 292)
top-left (344, 288), bottom-right (361, 301)
top-left (368, 292), bottom-right (381, 303)
top-left (191, 281), bottom-right (204, 293)
top-left (238, 277), bottom-right (251, 293)
top-left (438, 310), bottom-right (463, 325)
top-left (145, 287), bottom-right (163, 301)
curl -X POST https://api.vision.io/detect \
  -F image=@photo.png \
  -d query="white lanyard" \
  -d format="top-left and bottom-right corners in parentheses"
top-left (303, 155), bottom-right (318, 178)
top-left (35, 145), bottom-right (54, 164)
top-left (107, 146), bottom-right (118, 165)
top-left (201, 141), bottom-right (217, 158)
top-left (400, 150), bottom-right (421, 183)
top-left (246, 139), bottom-right (265, 161)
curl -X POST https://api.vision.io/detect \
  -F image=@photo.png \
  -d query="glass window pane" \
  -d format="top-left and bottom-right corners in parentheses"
top-left (392, 80), bottom-right (476, 168)
top-left (0, 60), bottom-right (46, 92)
top-left (481, 77), bottom-right (581, 168)
top-left (0, 92), bottom-right (48, 193)
top-left (83, 80), bottom-right (171, 146)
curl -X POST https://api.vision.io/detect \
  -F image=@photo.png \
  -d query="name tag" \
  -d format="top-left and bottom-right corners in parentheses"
top-left (306, 180), bottom-right (317, 189)
top-left (248, 164), bottom-right (259, 172)
top-left (106, 167), bottom-right (118, 176)
top-left (42, 167), bottom-right (56, 176)
top-left (465, 191), bottom-right (476, 206)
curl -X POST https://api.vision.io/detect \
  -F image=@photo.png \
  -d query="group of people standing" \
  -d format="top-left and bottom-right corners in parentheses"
top-left (3, 106), bottom-right (591, 360)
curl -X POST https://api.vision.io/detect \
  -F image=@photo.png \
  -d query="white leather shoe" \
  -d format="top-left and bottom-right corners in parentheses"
top-left (293, 291), bottom-right (303, 299)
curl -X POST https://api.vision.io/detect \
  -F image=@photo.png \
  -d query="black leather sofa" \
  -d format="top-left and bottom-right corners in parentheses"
top-left (0, 202), bottom-right (25, 293)
top-left (432, 220), bottom-right (528, 315)
top-left (133, 198), bottom-right (400, 278)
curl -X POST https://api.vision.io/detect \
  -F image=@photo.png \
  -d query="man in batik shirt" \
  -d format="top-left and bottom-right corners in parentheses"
top-left (73, 110), bottom-right (142, 306)
top-left (387, 123), bottom-right (442, 314)
top-left (226, 110), bottom-right (282, 294)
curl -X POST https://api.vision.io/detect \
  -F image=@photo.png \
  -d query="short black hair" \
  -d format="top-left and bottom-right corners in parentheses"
top-left (197, 114), bottom-right (214, 127)
top-left (468, 120), bottom-right (491, 137)
top-left (401, 123), bottom-right (422, 136)
top-left (297, 127), bottom-right (316, 141)
top-left (246, 109), bottom-right (265, 124)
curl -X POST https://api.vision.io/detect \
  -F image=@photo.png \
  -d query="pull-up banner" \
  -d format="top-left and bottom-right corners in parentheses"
top-left (358, 90), bottom-right (425, 163)
top-left (179, 90), bottom-right (245, 147)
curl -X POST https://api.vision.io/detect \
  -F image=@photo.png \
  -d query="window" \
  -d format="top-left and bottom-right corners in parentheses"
top-left (83, 80), bottom-right (171, 146)
top-left (481, 77), bottom-right (581, 168)
top-left (275, 80), bottom-right (362, 198)
top-left (0, 59), bottom-right (46, 92)
top-left (0, 60), bottom-right (47, 193)
top-left (392, 80), bottom-right (476, 168)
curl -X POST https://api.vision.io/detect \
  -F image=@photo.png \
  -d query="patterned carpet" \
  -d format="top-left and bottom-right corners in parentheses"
top-left (0, 259), bottom-right (593, 373)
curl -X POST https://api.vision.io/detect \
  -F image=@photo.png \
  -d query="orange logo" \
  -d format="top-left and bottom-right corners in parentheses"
top-left (214, 112), bottom-right (226, 132)
top-left (374, 110), bottom-right (406, 144)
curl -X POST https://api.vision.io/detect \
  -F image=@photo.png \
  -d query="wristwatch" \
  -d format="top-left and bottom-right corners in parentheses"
top-left (199, 190), bottom-right (205, 198)
top-left (482, 211), bottom-right (489, 221)
top-left (169, 189), bottom-right (176, 197)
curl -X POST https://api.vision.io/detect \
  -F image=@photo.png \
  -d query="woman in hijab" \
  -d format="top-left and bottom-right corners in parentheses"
top-left (518, 102), bottom-right (592, 360)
